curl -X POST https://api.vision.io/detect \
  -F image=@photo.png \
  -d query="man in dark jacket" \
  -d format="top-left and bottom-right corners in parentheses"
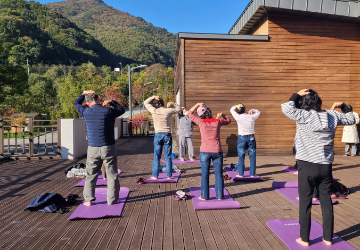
top-left (74, 90), bottom-right (125, 206)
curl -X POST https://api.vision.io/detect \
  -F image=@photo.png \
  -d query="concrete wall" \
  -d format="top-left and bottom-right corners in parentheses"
top-left (61, 118), bottom-right (123, 160)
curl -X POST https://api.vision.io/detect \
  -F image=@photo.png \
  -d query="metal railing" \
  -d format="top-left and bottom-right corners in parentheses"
top-left (122, 118), bottom-right (153, 137)
top-left (0, 116), bottom-right (61, 158)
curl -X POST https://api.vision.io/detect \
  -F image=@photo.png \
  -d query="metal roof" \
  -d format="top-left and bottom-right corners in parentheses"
top-left (229, 0), bottom-right (360, 34)
top-left (178, 32), bottom-right (269, 40)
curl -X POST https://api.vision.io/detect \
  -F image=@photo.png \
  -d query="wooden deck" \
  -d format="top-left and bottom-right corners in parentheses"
top-left (0, 137), bottom-right (359, 250)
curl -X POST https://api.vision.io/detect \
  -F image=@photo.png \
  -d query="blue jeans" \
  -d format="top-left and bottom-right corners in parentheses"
top-left (200, 152), bottom-right (224, 199)
top-left (152, 133), bottom-right (172, 178)
top-left (237, 135), bottom-right (256, 176)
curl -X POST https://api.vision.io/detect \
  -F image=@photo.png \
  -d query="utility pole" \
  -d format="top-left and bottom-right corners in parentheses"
top-left (26, 58), bottom-right (30, 75)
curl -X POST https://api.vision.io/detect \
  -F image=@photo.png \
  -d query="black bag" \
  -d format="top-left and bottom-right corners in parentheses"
top-left (331, 180), bottom-right (350, 197)
top-left (25, 193), bottom-right (69, 213)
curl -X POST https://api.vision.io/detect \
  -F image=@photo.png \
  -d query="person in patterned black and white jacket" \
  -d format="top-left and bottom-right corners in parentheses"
top-left (281, 89), bottom-right (355, 247)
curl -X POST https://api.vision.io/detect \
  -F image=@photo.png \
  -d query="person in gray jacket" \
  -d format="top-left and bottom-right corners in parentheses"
top-left (177, 107), bottom-right (196, 161)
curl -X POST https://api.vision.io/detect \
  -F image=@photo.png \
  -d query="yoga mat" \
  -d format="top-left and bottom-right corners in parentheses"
top-left (273, 181), bottom-right (299, 188)
top-left (224, 167), bottom-right (263, 181)
top-left (189, 187), bottom-right (240, 210)
top-left (74, 169), bottom-right (121, 187)
top-left (68, 187), bottom-right (129, 220)
top-left (282, 168), bottom-right (340, 180)
top-left (160, 159), bottom-right (200, 164)
top-left (143, 172), bottom-right (181, 183)
top-left (273, 185), bottom-right (338, 206)
top-left (267, 219), bottom-right (356, 250)
top-left (283, 166), bottom-right (298, 174)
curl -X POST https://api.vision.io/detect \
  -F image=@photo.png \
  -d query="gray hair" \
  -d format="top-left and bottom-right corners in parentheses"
top-left (85, 93), bottom-right (99, 103)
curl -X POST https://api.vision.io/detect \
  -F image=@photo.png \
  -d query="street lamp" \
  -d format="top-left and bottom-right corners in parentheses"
top-left (142, 82), bottom-right (153, 116)
top-left (153, 87), bottom-right (160, 96)
top-left (119, 62), bottom-right (122, 74)
top-left (128, 64), bottom-right (147, 120)
top-left (128, 64), bottom-right (147, 137)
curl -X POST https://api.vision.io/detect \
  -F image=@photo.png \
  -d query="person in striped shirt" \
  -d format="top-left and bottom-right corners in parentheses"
top-left (230, 104), bottom-right (260, 177)
top-left (281, 89), bottom-right (355, 247)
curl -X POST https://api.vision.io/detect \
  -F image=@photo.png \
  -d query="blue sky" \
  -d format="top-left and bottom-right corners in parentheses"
top-left (34, 0), bottom-right (250, 34)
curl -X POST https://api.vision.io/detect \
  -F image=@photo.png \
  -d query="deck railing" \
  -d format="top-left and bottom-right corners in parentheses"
top-left (0, 116), bottom-right (61, 158)
top-left (122, 118), bottom-right (153, 137)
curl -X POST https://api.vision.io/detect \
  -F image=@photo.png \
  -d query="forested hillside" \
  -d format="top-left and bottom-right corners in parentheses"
top-left (48, 0), bottom-right (177, 66)
top-left (0, 0), bottom-right (124, 66)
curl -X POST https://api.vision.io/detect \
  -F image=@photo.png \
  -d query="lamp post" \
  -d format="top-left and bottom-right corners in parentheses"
top-left (142, 82), bottom-right (153, 116)
top-left (153, 87), bottom-right (160, 96)
top-left (128, 64), bottom-right (147, 136)
top-left (119, 62), bottom-right (122, 74)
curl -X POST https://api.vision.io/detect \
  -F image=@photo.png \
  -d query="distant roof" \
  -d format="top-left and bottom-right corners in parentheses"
top-left (13, 113), bottom-right (39, 118)
top-left (229, 0), bottom-right (360, 34)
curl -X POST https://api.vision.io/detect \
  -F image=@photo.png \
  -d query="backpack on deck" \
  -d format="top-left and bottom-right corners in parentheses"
top-left (331, 180), bottom-right (350, 197)
top-left (25, 193), bottom-right (68, 213)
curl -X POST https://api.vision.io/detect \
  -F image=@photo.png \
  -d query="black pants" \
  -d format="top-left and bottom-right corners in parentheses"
top-left (297, 160), bottom-right (334, 242)
top-left (294, 161), bottom-right (319, 199)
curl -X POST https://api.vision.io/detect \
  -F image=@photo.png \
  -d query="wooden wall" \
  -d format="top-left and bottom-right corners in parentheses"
top-left (177, 13), bottom-right (360, 155)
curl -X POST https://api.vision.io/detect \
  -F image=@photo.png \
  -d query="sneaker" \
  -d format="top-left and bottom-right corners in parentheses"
top-left (66, 171), bottom-right (75, 178)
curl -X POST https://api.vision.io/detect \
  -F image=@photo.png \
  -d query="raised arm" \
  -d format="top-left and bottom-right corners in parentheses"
top-left (250, 109), bottom-right (260, 120)
top-left (330, 102), bottom-right (355, 126)
top-left (281, 90), bottom-right (312, 123)
top-left (230, 106), bottom-right (241, 121)
top-left (144, 96), bottom-right (156, 114)
top-left (74, 90), bottom-right (95, 117)
top-left (103, 100), bottom-right (125, 118)
top-left (187, 103), bottom-right (205, 125)
top-left (167, 102), bottom-right (182, 114)
top-left (216, 112), bottom-right (231, 126)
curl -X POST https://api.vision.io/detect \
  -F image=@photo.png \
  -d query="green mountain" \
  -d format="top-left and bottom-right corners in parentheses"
top-left (0, 0), bottom-right (124, 66)
top-left (48, 0), bottom-right (177, 67)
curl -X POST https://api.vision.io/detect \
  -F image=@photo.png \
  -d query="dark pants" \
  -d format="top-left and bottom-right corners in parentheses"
top-left (200, 152), bottom-right (224, 199)
top-left (237, 135), bottom-right (256, 176)
top-left (297, 160), bottom-right (334, 242)
top-left (152, 132), bottom-right (172, 178)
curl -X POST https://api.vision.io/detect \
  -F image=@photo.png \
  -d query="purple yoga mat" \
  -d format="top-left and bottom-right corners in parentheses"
top-left (143, 172), bottom-right (181, 183)
top-left (73, 169), bottom-right (121, 187)
top-left (189, 187), bottom-right (240, 210)
top-left (283, 166), bottom-right (298, 174)
top-left (68, 187), bottom-right (129, 220)
top-left (282, 168), bottom-right (340, 181)
top-left (224, 167), bottom-right (263, 181)
top-left (160, 159), bottom-right (200, 164)
top-left (273, 186), bottom-right (338, 206)
top-left (273, 181), bottom-right (299, 188)
top-left (267, 219), bottom-right (356, 250)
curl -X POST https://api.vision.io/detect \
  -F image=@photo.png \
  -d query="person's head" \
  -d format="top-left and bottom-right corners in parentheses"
top-left (341, 104), bottom-right (352, 113)
top-left (197, 105), bottom-right (212, 119)
top-left (236, 103), bottom-right (246, 114)
top-left (85, 93), bottom-right (100, 107)
top-left (182, 107), bottom-right (187, 115)
top-left (299, 89), bottom-right (322, 112)
top-left (153, 97), bottom-right (164, 109)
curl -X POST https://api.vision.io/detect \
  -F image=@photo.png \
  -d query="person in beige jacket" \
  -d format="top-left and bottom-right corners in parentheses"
top-left (144, 95), bottom-right (181, 179)
top-left (342, 106), bottom-right (360, 156)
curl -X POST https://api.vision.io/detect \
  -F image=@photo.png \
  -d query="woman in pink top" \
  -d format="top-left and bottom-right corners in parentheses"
top-left (188, 103), bottom-right (231, 200)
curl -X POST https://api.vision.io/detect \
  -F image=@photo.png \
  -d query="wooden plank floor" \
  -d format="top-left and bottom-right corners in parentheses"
top-left (0, 137), bottom-right (359, 250)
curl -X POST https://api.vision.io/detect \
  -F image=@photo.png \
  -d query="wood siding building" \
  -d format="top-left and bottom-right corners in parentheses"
top-left (174, 8), bottom-right (360, 155)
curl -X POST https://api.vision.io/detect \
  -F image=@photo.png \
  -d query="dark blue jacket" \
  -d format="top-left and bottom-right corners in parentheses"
top-left (74, 94), bottom-right (125, 147)
top-left (25, 193), bottom-right (67, 213)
